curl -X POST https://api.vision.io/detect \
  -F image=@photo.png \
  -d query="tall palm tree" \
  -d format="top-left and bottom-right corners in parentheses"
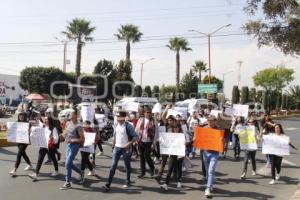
top-left (62, 18), bottom-right (96, 77)
top-left (192, 60), bottom-right (207, 82)
top-left (167, 37), bottom-right (192, 87)
top-left (115, 24), bottom-right (143, 61)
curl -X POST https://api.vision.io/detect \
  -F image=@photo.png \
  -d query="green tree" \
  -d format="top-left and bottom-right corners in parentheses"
top-left (192, 60), bottom-right (207, 82)
top-left (281, 94), bottom-right (287, 110)
top-left (19, 66), bottom-right (68, 97)
top-left (93, 59), bottom-right (117, 103)
top-left (249, 88), bottom-right (256, 102)
top-left (62, 18), bottom-right (96, 77)
top-left (231, 85), bottom-right (240, 104)
top-left (180, 69), bottom-right (199, 99)
top-left (160, 85), bottom-right (177, 102)
top-left (115, 24), bottom-right (143, 61)
top-left (262, 91), bottom-right (270, 114)
top-left (134, 85), bottom-right (142, 97)
top-left (243, 0), bottom-right (300, 55)
top-left (152, 85), bottom-right (160, 99)
top-left (114, 60), bottom-right (134, 97)
top-left (287, 85), bottom-right (300, 109)
top-left (241, 86), bottom-right (250, 104)
top-left (253, 66), bottom-right (294, 92)
top-left (167, 37), bottom-right (192, 88)
top-left (144, 86), bottom-right (152, 97)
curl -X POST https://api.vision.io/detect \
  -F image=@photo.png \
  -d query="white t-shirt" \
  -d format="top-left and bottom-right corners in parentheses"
top-left (115, 123), bottom-right (128, 148)
top-left (142, 118), bottom-right (150, 142)
top-left (189, 118), bottom-right (199, 133)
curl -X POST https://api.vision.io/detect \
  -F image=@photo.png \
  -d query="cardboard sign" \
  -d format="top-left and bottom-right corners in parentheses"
top-left (174, 107), bottom-right (188, 118)
top-left (81, 105), bottom-right (95, 123)
top-left (123, 101), bottom-right (139, 112)
top-left (238, 126), bottom-right (257, 150)
top-left (159, 132), bottom-right (186, 156)
top-left (193, 127), bottom-right (224, 153)
top-left (80, 132), bottom-right (96, 153)
top-left (210, 110), bottom-right (221, 119)
top-left (152, 103), bottom-right (162, 113)
top-left (262, 134), bottom-right (290, 156)
top-left (6, 122), bottom-right (30, 144)
top-left (95, 114), bottom-right (106, 128)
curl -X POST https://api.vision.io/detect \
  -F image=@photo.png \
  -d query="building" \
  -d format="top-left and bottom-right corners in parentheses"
top-left (0, 74), bottom-right (27, 105)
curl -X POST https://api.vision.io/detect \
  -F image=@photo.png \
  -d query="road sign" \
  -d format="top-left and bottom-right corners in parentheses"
top-left (198, 84), bottom-right (217, 94)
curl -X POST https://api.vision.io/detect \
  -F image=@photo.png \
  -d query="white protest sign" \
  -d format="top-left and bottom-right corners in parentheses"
top-left (81, 105), bottom-right (95, 123)
top-left (238, 126), bottom-right (257, 150)
top-left (95, 114), bottom-right (106, 128)
top-left (30, 127), bottom-right (49, 148)
top-left (233, 104), bottom-right (249, 118)
top-left (233, 125), bottom-right (246, 135)
top-left (166, 109), bottom-right (182, 118)
top-left (174, 107), bottom-right (188, 118)
top-left (225, 108), bottom-right (234, 116)
top-left (159, 132), bottom-right (186, 156)
top-left (80, 132), bottom-right (96, 153)
top-left (210, 110), bottom-right (221, 119)
top-left (123, 101), bottom-right (139, 112)
top-left (7, 122), bottom-right (30, 144)
top-left (152, 103), bottom-right (162, 113)
top-left (159, 126), bottom-right (166, 133)
top-left (262, 134), bottom-right (290, 156)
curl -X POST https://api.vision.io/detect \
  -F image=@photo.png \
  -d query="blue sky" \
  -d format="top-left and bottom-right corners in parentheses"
top-left (0, 0), bottom-right (299, 97)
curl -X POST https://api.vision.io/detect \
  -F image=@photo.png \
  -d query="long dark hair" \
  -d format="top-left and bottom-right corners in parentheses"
top-left (274, 123), bottom-right (285, 135)
top-left (17, 113), bottom-right (27, 122)
top-left (46, 116), bottom-right (55, 131)
top-left (234, 116), bottom-right (245, 126)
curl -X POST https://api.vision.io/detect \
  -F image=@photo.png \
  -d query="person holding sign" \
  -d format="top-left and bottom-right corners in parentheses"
top-left (9, 113), bottom-right (33, 176)
top-left (78, 120), bottom-right (99, 184)
top-left (60, 109), bottom-right (84, 190)
top-left (103, 110), bottom-right (138, 191)
top-left (240, 119), bottom-right (260, 179)
top-left (230, 116), bottom-right (245, 160)
top-left (195, 115), bottom-right (224, 198)
top-left (135, 107), bottom-right (156, 179)
top-left (265, 124), bottom-right (297, 185)
top-left (28, 116), bottom-right (59, 180)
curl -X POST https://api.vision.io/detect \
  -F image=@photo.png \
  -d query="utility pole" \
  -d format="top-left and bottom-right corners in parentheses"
top-left (237, 60), bottom-right (243, 87)
top-left (55, 37), bottom-right (68, 72)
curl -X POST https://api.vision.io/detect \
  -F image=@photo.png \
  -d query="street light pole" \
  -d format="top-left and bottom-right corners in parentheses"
top-left (137, 58), bottom-right (155, 88)
top-left (189, 24), bottom-right (231, 84)
top-left (222, 70), bottom-right (234, 94)
top-left (55, 37), bottom-right (68, 72)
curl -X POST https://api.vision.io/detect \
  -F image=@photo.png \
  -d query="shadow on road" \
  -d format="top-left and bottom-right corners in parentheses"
top-left (212, 187), bottom-right (274, 199)
top-left (0, 148), bottom-right (17, 155)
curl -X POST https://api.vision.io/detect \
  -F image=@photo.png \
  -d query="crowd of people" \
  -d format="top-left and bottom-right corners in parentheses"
top-left (7, 103), bottom-right (297, 197)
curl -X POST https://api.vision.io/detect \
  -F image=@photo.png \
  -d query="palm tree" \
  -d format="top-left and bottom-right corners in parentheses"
top-left (62, 18), bottom-right (96, 77)
top-left (192, 60), bottom-right (207, 82)
top-left (287, 85), bottom-right (300, 109)
top-left (115, 24), bottom-right (143, 61)
top-left (167, 37), bottom-right (192, 88)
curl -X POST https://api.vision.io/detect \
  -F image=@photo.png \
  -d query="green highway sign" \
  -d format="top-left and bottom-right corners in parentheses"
top-left (198, 84), bottom-right (217, 94)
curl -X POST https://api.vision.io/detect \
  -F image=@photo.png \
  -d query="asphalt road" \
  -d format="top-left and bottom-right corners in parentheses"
top-left (0, 116), bottom-right (300, 200)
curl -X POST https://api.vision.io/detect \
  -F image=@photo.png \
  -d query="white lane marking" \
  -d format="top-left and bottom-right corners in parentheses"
top-left (286, 127), bottom-right (298, 131)
top-left (282, 159), bottom-right (297, 166)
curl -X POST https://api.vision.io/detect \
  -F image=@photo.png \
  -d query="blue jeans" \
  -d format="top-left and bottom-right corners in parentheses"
top-left (107, 147), bottom-right (132, 186)
top-left (203, 151), bottom-right (219, 190)
top-left (65, 143), bottom-right (81, 183)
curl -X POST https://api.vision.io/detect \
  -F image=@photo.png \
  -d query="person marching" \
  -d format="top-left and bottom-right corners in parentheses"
top-left (230, 116), bottom-right (245, 160)
top-left (160, 122), bottom-right (185, 191)
top-left (135, 107), bottom-right (156, 178)
top-left (103, 110), bottom-right (138, 191)
top-left (78, 120), bottom-right (98, 184)
top-left (9, 113), bottom-right (33, 176)
top-left (240, 118), bottom-right (260, 179)
top-left (28, 116), bottom-right (59, 180)
top-left (60, 109), bottom-right (84, 190)
top-left (267, 124), bottom-right (297, 184)
top-left (202, 115), bottom-right (223, 197)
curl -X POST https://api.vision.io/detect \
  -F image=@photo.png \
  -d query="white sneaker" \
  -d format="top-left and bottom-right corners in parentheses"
top-left (240, 172), bottom-right (246, 179)
top-left (51, 171), bottom-right (59, 177)
top-left (252, 171), bottom-right (257, 176)
top-left (24, 165), bottom-right (32, 171)
top-left (182, 166), bottom-right (187, 172)
top-left (28, 173), bottom-right (38, 180)
top-left (205, 188), bottom-right (211, 197)
top-left (269, 179), bottom-right (275, 185)
top-left (160, 184), bottom-right (168, 191)
top-left (97, 151), bottom-right (103, 156)
top-left (229, 142), bottom-right (232, 146)
top-left (9, 169), bottom-right (16, 176)
top-left (87, 170), bottom-right (95, 176)
top-left (275, 174), bottom-right (280, 180)
top-left (177, 182), bottom-right (182, 188)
